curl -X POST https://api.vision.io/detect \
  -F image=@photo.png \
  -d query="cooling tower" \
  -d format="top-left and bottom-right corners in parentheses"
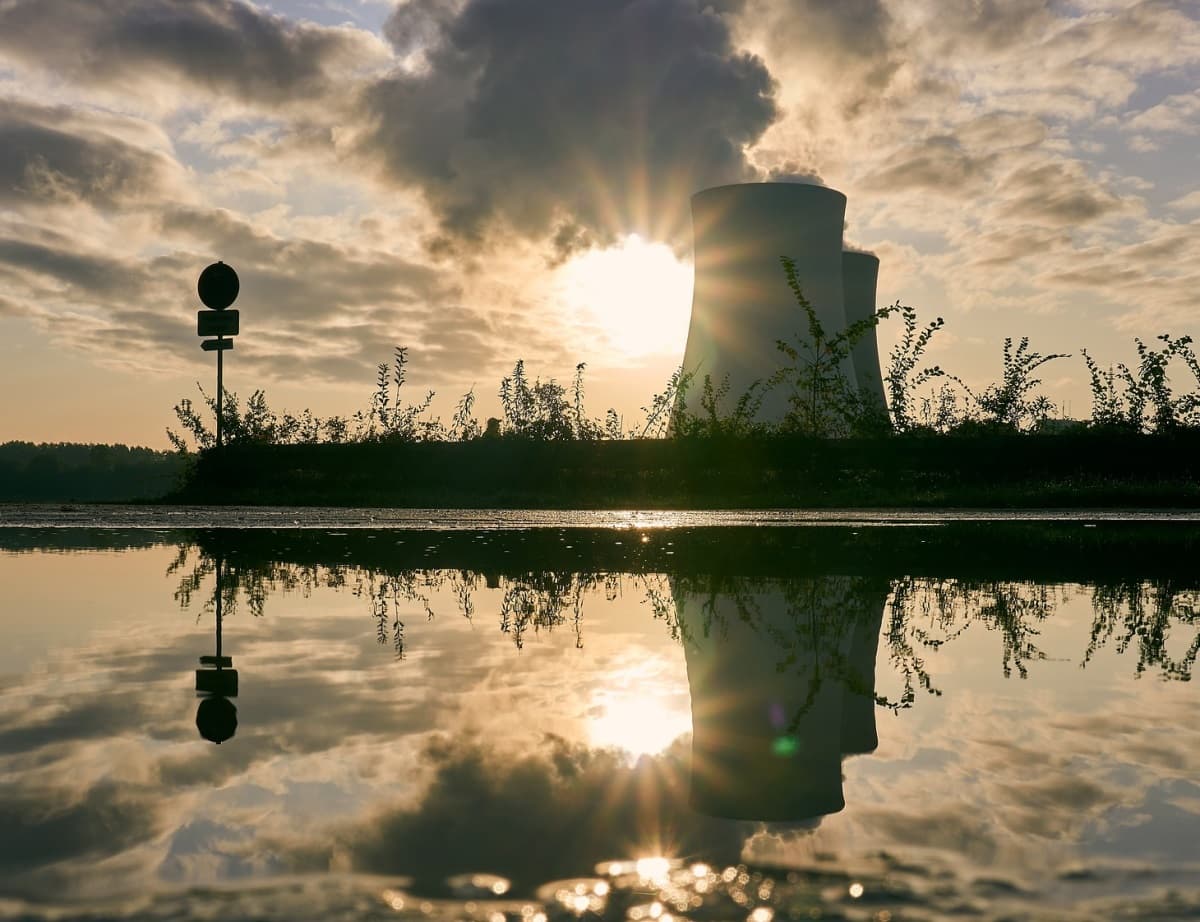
top-left (680, 182), bottom-right (856, 423)
top-left (842, 250), bottom-right (888, 418)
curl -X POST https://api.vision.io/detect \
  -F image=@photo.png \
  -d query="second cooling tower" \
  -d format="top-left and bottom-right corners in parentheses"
top-left (680, 182), bottom-right (856, 424)
top-left (842, 250), bottom-right (887, 417)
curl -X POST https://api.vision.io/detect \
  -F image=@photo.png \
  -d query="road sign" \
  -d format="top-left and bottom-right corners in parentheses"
top-left (198, 261), bottom-right (239, 310)
top-left (201, 338), bottom-right (234, 352)
top-left (198, 309), bottom-right (239, 337)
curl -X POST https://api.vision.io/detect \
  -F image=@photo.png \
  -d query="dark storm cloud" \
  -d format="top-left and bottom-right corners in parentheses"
top-left (362, 0), bottom-right (777, 254)
top-left (0, 0), bottom-right (379, 107)
top-left (0, 99), bottom-right (179, 209)
top-left (277, 734), bottom-right (745, 891)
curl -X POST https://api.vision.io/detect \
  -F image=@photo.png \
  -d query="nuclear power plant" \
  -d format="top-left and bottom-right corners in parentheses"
top-left (679, 182), bottom-right (884, 426)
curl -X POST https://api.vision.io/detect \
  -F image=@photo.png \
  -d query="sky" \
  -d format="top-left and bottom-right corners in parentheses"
top-left (0, 0), bottom-right (1198, 446)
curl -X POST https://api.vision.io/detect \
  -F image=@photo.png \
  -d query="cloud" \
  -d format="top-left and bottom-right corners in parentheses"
top-left (966, 226), bottom-right (1074, 268)
top-left (861, 136), bottom-right (999, 195)
top-left (734, 0), bottom-right (899, 116)
top-left (0, 98), bottom-right (183, 210)
top-left (1167, 190), bottom-right (1200, 213)
top-left (359, 0), bottom-right (777, 256)
top-left (0, 0), bottom-right (385, 109)
top-left (994, 159), bottom-right (1131, 225)
top-left (0, 235), bottom-right (144, 297)
top-left (1127, 91), bottom-right (1200, 135)
top-left (275, 733), bottom-right (746, 892)
top-left (911, 0), bottom-right (1058, 57)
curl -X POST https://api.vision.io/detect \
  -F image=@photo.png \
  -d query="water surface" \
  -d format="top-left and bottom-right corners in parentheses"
top-left (1, 521), bottom-right (1198, 920)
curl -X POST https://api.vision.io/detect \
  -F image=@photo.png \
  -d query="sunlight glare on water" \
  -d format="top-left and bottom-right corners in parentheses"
top-left (587, 690), bottom-right (690, 756)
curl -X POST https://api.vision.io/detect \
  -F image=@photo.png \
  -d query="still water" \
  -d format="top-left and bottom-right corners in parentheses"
top-left (1, 518), bottom-right (1198, 920)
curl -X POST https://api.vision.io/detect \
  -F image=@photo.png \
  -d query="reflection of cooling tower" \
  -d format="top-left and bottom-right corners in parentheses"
top-left (840, 603), bottom-right (885, 756)
top-left (842, 251), bottom-right (887, 417)
top-left (681, 183), bottom-right (855, 423)
top-left (673, 577), bottom-right (889, 822)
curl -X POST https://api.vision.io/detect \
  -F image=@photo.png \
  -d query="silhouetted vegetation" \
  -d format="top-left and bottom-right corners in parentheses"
top-left (0, 441), bottom-right (184, 502)
top-left (144, 258), bottom-right (1200, 505)
top-left (167, 257), bottom-right (1200, 449)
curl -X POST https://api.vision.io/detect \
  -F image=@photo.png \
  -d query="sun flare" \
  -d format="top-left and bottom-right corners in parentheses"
top-left (558, 235), bottom-right (693, 358)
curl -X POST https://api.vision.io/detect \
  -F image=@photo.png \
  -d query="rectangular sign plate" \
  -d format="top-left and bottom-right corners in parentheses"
top-left (201, 338), bottom-right (234, 352)
top-left (198, 309), bottom-right (239, 337)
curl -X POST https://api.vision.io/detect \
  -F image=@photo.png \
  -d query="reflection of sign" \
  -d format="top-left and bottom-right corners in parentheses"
top-left (196, 668), bottom-right (239, 697)
top-left (198, 309), bottom-right (239, 337)
top-left (201, 339), bottom-right (234, 352)
top-left (198, 261), bottom-right (240, 310)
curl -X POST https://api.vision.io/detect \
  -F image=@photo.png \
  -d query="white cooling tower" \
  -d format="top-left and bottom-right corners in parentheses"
top-left (842, 250), bottom-right (888, 418)
top-left (680, 182), bottom-right (856, 423)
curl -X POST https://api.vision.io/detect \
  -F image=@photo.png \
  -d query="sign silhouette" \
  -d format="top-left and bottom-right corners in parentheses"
top-left (195, 262), bottom-right (241, 447)
top-left (197, 261), bottom-right (239, 310)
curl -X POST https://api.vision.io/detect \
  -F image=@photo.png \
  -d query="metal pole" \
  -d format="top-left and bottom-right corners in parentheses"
top-left (216, 336), bottom-right (224, 449)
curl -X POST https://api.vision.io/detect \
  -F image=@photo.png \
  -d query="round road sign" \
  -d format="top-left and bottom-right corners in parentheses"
top-left (198, 261), bottom-right (239, 310)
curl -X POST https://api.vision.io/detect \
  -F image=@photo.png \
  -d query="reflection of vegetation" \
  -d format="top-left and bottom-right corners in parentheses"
top-left (1087, 582), bottom-right (1200, 680)
top-left (888, 579), bottom-right (1058, 680)
top-left (169, 544), bottom-right (665, 657)
top-left (172, 542), bottom-right (1200, 695)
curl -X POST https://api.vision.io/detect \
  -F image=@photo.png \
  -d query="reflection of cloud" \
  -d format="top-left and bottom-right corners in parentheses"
top-left (0, 780), bottom-right (162, 874)
top-left (274, 733), bottom-right (746, 894)
top-left (0, 776), bottom-right (168, 900)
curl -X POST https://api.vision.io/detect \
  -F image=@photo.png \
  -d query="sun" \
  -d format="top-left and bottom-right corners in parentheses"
top-left (558, 234), bottom-right (693, 358)
top-left (587, 690), bottom-right (691, 757)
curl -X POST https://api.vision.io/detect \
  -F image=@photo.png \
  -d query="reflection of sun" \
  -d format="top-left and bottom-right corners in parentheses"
top-left (587, 691), bottom-right (691, 756)
top-left (558, 234), bottom-right (693, 358)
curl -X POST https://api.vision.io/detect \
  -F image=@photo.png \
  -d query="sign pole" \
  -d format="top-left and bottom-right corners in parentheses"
top-left (216, 338), bottom-right (224, 449)
top-left (196, 262), bottom-right (240, 451)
